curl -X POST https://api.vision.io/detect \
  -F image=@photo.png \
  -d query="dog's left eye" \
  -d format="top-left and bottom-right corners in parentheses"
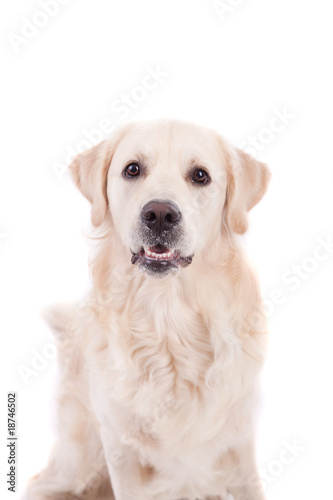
top-left (192, 168), bottom-right (210, 185)
top-left (124, 163), bottom-right (140, 178)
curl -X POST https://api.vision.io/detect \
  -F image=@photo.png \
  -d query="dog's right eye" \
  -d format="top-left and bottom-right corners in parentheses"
top-left (123, 163), bottom-right (140, 178)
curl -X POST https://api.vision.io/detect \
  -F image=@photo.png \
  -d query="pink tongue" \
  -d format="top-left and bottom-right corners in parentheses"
top-left (149, 246), bottom-right (169, 254)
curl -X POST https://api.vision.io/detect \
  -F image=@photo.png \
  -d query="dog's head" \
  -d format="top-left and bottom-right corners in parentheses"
top-left (70, 120), bottom-right (270, 277)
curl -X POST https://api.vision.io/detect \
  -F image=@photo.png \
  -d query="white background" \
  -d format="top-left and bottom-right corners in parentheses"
top-left (1, 0), bottom-right (333, 499)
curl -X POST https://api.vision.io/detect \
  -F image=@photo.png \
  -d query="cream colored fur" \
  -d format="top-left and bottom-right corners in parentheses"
top-left (22, 120), bottom-right (271, 500)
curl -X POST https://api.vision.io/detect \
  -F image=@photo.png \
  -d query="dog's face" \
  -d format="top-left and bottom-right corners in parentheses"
top-left (107, 121), bottom-right (229, 275)
top-left (70, 120), bottom-right (270, 277)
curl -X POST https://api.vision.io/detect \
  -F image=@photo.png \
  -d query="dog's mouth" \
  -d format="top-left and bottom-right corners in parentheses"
top-left (131, 244), bottom-right (193, 274)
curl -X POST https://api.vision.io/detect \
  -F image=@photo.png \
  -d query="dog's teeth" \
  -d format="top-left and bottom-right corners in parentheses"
top-left (146, 249), bottom-right (172, 260)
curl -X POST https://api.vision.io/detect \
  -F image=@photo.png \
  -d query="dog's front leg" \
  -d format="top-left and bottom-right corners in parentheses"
top-left (224, 438), bottom-right (266, 500)
top-left (91, 388), bottom-right (156, 500)
top-left (98, 430), bottom-right (155, 500)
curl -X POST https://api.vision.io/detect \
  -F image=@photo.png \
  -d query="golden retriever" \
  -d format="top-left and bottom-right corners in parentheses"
top-left (23, 119), bottom-right (271, 500)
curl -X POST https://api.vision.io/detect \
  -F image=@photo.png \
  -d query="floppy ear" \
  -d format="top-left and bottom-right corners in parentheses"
top-left (69, 140), bottom-right (113, 227)
top-left (225, 148), bottom-right (271, 234)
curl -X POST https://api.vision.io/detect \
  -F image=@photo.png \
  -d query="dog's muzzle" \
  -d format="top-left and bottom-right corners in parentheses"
top-left (130, 199), bottom-right (193, 276)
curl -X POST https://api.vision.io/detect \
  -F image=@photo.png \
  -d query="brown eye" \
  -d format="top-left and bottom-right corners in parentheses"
top-left (192, 168), bottom-right (210, 185)
top-left (124, 163), bottom-right (140, 178)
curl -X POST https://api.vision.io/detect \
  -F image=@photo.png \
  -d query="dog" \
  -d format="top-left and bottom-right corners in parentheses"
top-left (23, 119), bottom-right (271, 500)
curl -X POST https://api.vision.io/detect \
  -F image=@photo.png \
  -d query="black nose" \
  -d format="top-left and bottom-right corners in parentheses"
top-left (141, 199), bottom-right (181, 234)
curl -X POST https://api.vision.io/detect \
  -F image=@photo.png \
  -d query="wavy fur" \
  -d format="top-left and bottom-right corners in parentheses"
top-left (23, 120), bottom-right (270, 500)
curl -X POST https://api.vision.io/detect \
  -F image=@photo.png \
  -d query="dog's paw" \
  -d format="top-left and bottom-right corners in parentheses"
top-left (196, 493), bottom-right (230, 500)
top-left (21, 477), bottom-right (70, 500)
top-left (204, 495), bottom-right (231, 500)
top-left (20, 476), bottom-right (48, 500)
top-left (21, 488), bottom-right (52, 500)
top-left (203, 492), bottom-right (234, 500)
